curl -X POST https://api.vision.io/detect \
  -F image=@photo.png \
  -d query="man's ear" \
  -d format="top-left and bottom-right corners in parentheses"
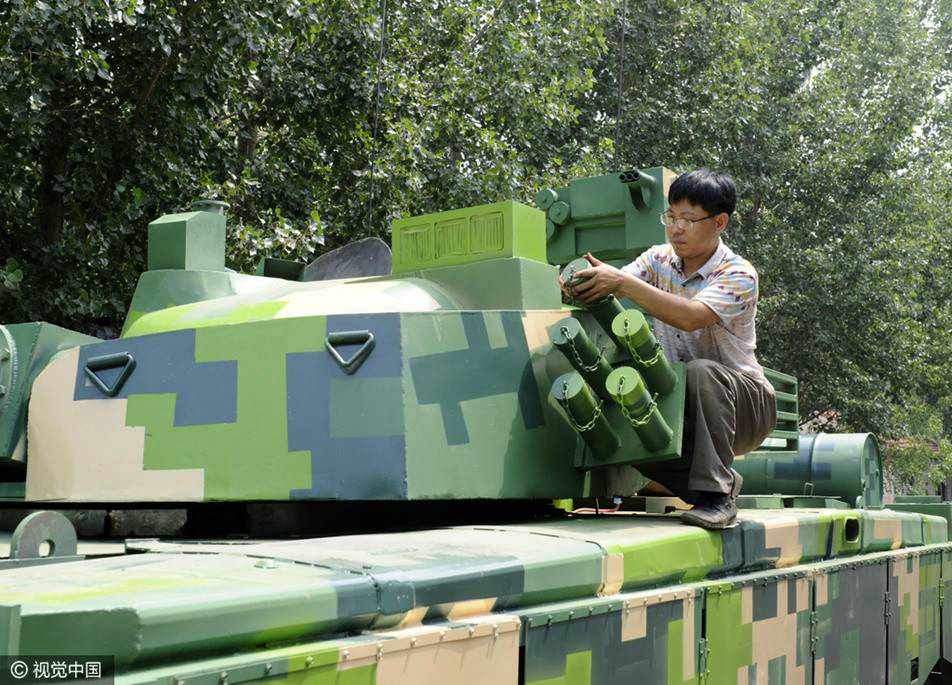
top-left (714, 213), bottom-right (729, 234)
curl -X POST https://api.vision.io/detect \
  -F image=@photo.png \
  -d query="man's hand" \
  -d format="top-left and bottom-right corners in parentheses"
top-left (557, 274), bottom-right (573, 301)
top-left (572, 253), bottom-right (626, 304)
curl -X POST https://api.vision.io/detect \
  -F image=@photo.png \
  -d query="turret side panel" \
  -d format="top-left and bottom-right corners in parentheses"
top-left (27, 315), bottom-right (410, 502)
top-left (402, 310), bottom-right (583, 499)
top-left (28, 309), bottom-right (594, 502)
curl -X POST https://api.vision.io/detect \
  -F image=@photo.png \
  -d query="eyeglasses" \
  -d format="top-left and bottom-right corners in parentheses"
top-left (660, 212), bottom-right (717, 230)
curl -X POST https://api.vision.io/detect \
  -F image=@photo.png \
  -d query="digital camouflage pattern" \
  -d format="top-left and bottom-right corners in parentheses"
top-left (2, 170), bottom-right (950, 683)
top-left (10, 170), bottom-right (878, 505)
top-left (26, 309), bottom-right (591, 501)
top-left (120, 613), bottom-right (522, 685)
top-left (1, 509), bottom-right (950, 682)
top-left (19, 178), bottom-right (696, 503)
top-left (0, 322), bottom-right (99, 466)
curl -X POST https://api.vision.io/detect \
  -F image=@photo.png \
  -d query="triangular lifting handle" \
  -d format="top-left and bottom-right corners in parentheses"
top-left (326, 330), bottom-right (375, 375)
top-left (84, 352), bottom-right (136, 397)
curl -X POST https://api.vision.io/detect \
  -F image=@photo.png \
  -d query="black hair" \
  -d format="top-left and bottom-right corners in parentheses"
top-left (668, 169), bottom-right (736, 217)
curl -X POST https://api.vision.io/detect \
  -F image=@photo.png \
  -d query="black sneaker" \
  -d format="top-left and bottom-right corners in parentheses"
top-left (681, 493), bottom-right (737, 529)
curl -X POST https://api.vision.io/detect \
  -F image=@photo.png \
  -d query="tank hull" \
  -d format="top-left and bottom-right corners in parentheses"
top-left (1, 505), bottom-right (949, 684)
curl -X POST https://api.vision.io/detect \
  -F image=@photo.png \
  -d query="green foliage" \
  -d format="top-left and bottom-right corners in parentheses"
top-left (0, 0), bottom-right (949, 474)
top-left (0, 0), bottom-right (608, 335)
top-left (882, 400), bottom-right (952, 493)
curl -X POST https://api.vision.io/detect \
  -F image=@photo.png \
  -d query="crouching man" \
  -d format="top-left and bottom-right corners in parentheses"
top-left (566, 169), bottom-right (776, 529)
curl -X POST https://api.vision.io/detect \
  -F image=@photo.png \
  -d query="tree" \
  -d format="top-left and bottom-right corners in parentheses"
top-left (1, 0), bottom-right (949, 484)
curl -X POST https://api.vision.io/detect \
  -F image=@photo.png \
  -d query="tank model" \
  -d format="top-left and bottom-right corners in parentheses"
top-left (1, 169), bottom-right (951, 684)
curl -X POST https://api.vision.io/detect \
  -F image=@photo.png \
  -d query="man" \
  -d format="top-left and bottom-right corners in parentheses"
top-left (565, 169), bottom-right (776, 529)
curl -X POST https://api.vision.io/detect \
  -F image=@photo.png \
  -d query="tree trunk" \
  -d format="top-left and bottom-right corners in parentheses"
top-left (36, 110), bottom-right (70, 246)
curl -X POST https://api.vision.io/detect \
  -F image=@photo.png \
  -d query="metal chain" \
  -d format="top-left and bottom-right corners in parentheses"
top-left (562, 398), bottom-right (605, 433)
top-left (629, 341), bottom-right (665, 367)
top-left (561, 326), bottom-right (601, 373)
top-left (617, 394), bottom-right (659, 428)
top-left (613, 370), bottom-right (658, 428)
top-left (557, 380), bottom-right (604, 433)
top-left (621, 316), bottom-right (664, 367)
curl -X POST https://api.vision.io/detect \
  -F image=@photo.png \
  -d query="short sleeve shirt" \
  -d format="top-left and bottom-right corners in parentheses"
top-left (621, 240), bottom-right (767, 383)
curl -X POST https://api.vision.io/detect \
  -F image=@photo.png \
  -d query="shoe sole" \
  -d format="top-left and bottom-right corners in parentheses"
top-left (679, 513), bottom-right (738, 530)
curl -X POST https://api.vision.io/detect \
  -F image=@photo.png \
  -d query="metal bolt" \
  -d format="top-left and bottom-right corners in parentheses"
top-left (342, 650), bottom-right (349, 661)
top-left (264, 664), bottom-right (273, 674)
top-left (0, 385), bottom-right (5, 396)
top-left (410, 638), bottom-right (417, 647)
top-left (0, 350), bottom-right (8, 361)
top-left (219, 672), bottom-right (228, 683)
top-left (468, 625), bottom-right (476, 636)
top-left (305, 656), bottom-right (314, 667)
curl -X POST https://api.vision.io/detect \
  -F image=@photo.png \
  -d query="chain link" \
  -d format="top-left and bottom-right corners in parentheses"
top-left (613, 370), bottom-right (659, 428)
top-left (620, 316), bottom-right (664, 367)
top-left (557, 380), bottom-right (604, 432)
top-left (561, 326), bottom-right (601, 373)
top-left (617, 394), bottom-right (659, 428)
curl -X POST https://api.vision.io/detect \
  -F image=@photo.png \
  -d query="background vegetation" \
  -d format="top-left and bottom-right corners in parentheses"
top-left (1, 0), bottom-right (949, 489)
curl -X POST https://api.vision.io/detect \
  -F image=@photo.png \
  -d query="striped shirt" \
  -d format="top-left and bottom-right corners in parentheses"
top-left (621, 240), bottom-right (767, 383)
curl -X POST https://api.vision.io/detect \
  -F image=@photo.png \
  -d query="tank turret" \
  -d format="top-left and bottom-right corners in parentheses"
top-left (0, 168), bottom-right (884, 510)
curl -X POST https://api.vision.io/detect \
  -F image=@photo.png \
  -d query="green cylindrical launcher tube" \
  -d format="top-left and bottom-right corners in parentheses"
top-left (550, 318), bottom-right (614, 401)
top-left (611, 310), bottom-right (677, 396)
top-left (559, 257), bottom-right (592, 292)
top-left (559, 258), bottom-right (627, 348)
top-left (587, 295), bottom-right (626, 344)
top-left (605, 366), bottom-right (673, 452)
top-left (535, 188), bottom-right (559, 211)
top-left (550, 372), bottom-right (619, 459)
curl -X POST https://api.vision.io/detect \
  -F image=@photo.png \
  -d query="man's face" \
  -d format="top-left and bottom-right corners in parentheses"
top-left (664, 199), bottom-right (726, 262)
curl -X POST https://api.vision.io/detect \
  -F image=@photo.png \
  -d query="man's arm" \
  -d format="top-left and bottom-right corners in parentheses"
top-left (571, 254), bottom-right (718, 332)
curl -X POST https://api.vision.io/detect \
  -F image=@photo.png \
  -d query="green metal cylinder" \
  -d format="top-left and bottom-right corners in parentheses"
top-left (610, 310), bottom-right (677, 396)
top-left (535, 188), bottom-right (559, 211)
top-left (550, 372), bottom-right (619, 459)
top-left (550, 318), bottom-right (613, 401)
top-left (734, 433), bottom-right (884, 508)
top-left (587, 296), bottom-right (626, 343)
top-left (804, 433), bottom-right (883, 508)
top-left (559, 258), bottom-right (627, 348)
top-left (605, 366), bottom-right (673, 452)
top-left (549, 201), bottom-right (571, 225)
top-left (560, 257), bottom-right (591, 289)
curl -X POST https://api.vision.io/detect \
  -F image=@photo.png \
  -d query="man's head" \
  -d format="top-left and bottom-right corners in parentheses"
top-left (663, 169), bottom-right (736, 263)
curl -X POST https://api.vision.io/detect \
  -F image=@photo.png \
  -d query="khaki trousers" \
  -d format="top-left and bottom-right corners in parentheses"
top-left (637, 358), bottom-right (776, 497)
